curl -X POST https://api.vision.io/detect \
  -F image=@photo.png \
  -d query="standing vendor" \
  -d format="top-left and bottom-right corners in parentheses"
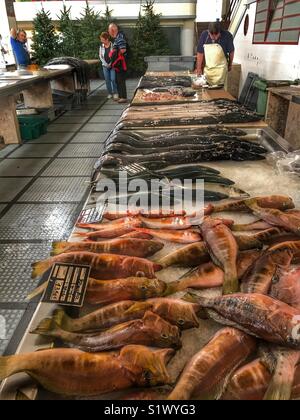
top-left (10, 28), bottom-right (31, 69)
top-left (196, 21), bottom-right (234, 86)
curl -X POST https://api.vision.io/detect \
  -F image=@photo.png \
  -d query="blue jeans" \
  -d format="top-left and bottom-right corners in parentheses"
top-left (102, 66), bottom-right (117, 95)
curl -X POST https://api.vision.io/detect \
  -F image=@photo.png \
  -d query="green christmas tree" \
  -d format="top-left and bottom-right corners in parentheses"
top-left (99, 6), bottom-right (115, 34)
top-left (57, 4), bottom-right (81, 58)
top-left (31, 7), bottom-right (59, 65)
top-left (131, 0), bottom-right (170, 74)
top-left (77, 2), bottom-right (101, 60)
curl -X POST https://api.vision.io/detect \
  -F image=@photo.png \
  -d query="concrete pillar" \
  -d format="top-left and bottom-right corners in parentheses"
top-left (181, 20), bottom-right (195, 56)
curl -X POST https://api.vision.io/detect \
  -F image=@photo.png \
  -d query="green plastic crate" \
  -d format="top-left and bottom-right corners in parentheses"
top-left (18, 115), bottom-right (48, 141)
top-left (253, 79), bottom-right (268, 116)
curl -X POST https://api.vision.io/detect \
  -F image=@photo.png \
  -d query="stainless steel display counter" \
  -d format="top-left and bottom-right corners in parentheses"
top-left (1, 126), bottom-right (298, 400)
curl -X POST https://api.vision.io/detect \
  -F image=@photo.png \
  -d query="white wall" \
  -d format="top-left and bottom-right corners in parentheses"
top-left (196, 0), bottom-right (222, 22)
top-left (234, 3), bottom-right (300, 90)
top-left (14, 1), bottom-right (196, 22)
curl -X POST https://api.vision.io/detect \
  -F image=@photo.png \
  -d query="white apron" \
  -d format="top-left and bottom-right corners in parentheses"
top-left (204, 42), bottom-right (228, 86)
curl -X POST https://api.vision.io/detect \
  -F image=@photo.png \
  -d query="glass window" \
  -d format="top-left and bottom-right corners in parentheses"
top-left (253, 0), bottom-right (300, 44)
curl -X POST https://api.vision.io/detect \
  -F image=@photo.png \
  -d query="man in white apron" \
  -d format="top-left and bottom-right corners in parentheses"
top-left (196, 21), bottom-right (235, 86)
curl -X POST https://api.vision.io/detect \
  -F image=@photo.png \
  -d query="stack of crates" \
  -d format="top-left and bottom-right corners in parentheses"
top-left (18, 115), bottom-right (48, 141)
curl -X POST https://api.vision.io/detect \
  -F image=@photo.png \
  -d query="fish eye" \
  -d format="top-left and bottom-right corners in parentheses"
top-left (177, 319), bottom-right (185, 326)
top-left (140, 285), bottom-right (148, 291)
top-left (161, 333), bottom-right (169, 339)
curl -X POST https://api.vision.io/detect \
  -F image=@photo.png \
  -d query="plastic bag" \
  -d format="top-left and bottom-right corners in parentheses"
top-left (192, 75), bottom-right (208, 87)
top-left (267, 150), bottom-right (300, 176)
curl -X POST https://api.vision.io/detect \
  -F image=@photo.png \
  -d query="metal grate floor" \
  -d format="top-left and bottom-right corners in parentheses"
top-left (42, 158), bottom-right (97, 177)
top-left (0, 78), bottom-right (138, 357)
top-left (18, 177), bottom-right (90, 202)
top-left (0, 178), bottom-right (33, 203)
top-left (27, 132), bottom-right (74, 144)
top-left (0, 242), bottom-right (53, 302)
top-left (0, 159), bottom-right (50, 177)
top-left (58, 143), bottom-right (104, 158)
top-left (0, 203), bottom-right (80, 240)
top-left (0, 310), bottom-right (25, 355)
top-left (71, 132), bottom-right (109, 143)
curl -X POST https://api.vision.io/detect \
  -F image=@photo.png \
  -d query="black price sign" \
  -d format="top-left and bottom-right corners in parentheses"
top-left (77, 204), bottom-right (107, 225)
top-left (42, 263), bottom-right (91, 307)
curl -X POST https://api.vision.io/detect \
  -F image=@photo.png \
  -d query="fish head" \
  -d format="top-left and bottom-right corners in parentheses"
top-left (142, 311), bottom-right (182, 349)
top-left (153, 299), bottom-right (200, 330)
top-left (201, 216), bottom-right (223, 234)
top-left (120, 345), bottom-right (174, 387)
top-left (134, 278), bottom-right (167, 299)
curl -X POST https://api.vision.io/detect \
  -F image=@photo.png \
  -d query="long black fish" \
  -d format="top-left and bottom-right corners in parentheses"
top-left (98, 149), bottom-right (265, 170)
top-left (105, 139), bottom-right (266, 156)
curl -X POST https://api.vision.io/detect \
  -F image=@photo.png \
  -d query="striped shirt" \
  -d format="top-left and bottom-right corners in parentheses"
top-left (113, 32), bottom-right (127, 51)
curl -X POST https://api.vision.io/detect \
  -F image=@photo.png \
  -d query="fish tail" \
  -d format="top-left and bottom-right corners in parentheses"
top-left (31, 317), bottom-right (63, 339)
top-left (231, 224), bottom-right (249, 232)
top-left (153, 263), bottom-right (163, 272)
top-left (31, 259), bottom-right (52, 279)
top-left (73, 232), bottom-right (88, 237)
top-left (244, 198), bottom-right (259, 210)
top-left (223, 273), bottom-right (239, 295)
top-left (26, 281), bottom-right (48, 300)
top-left (53, 309), bottom-right (73, 332)
top-left (163, 281), bottom-right (181, 295)
top-left (182, 292), bottom-right (210, 316)
top-left (264, 352), bottom-right (299, 400)
top-left (0, 355), bottom-right (19, 381)
top-left (51, 241), bottom-right (69, 256)
top-left (264, 376), bottom-right (293, 401)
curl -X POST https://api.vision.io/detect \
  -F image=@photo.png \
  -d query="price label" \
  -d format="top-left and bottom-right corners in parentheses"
top-left (42, 263), bottom-right (90, 307)
top-left (77, 203), bottom-right (107, 224)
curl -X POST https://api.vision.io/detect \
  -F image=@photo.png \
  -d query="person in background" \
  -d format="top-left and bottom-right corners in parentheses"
top-left (99, 32), bottom-right (118, 101)
top-left (108, 23), bottom-right (128, 104)
top-left (10, 28), bottom-right (31, 69)
top-left (0, 34), bottom-right (8, 69)
top-left (196, 21), bottom-right (234, 86)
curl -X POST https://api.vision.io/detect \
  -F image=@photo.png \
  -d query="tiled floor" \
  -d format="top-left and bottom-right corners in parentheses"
top-left (0, 78), bottom-right (138, 355)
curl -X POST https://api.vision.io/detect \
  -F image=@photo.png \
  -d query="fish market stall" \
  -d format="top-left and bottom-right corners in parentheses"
top-left (1, 73), bottom-right (300, 401)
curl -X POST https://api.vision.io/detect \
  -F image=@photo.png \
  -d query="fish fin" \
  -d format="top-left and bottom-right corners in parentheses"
top-left (31, 259), bottom-right (51, 279)
top-left (51, 241), bottom-right (69, 256)
top-left (0, 356), bottom-right (17, 381)
top-left (26, 281), bottom-right (48, 300)
top-left (124, 301), bottom-right (153, 316)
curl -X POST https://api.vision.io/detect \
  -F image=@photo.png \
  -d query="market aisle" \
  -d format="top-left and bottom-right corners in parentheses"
top-left (0, 78), bottom-right (138, 355)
